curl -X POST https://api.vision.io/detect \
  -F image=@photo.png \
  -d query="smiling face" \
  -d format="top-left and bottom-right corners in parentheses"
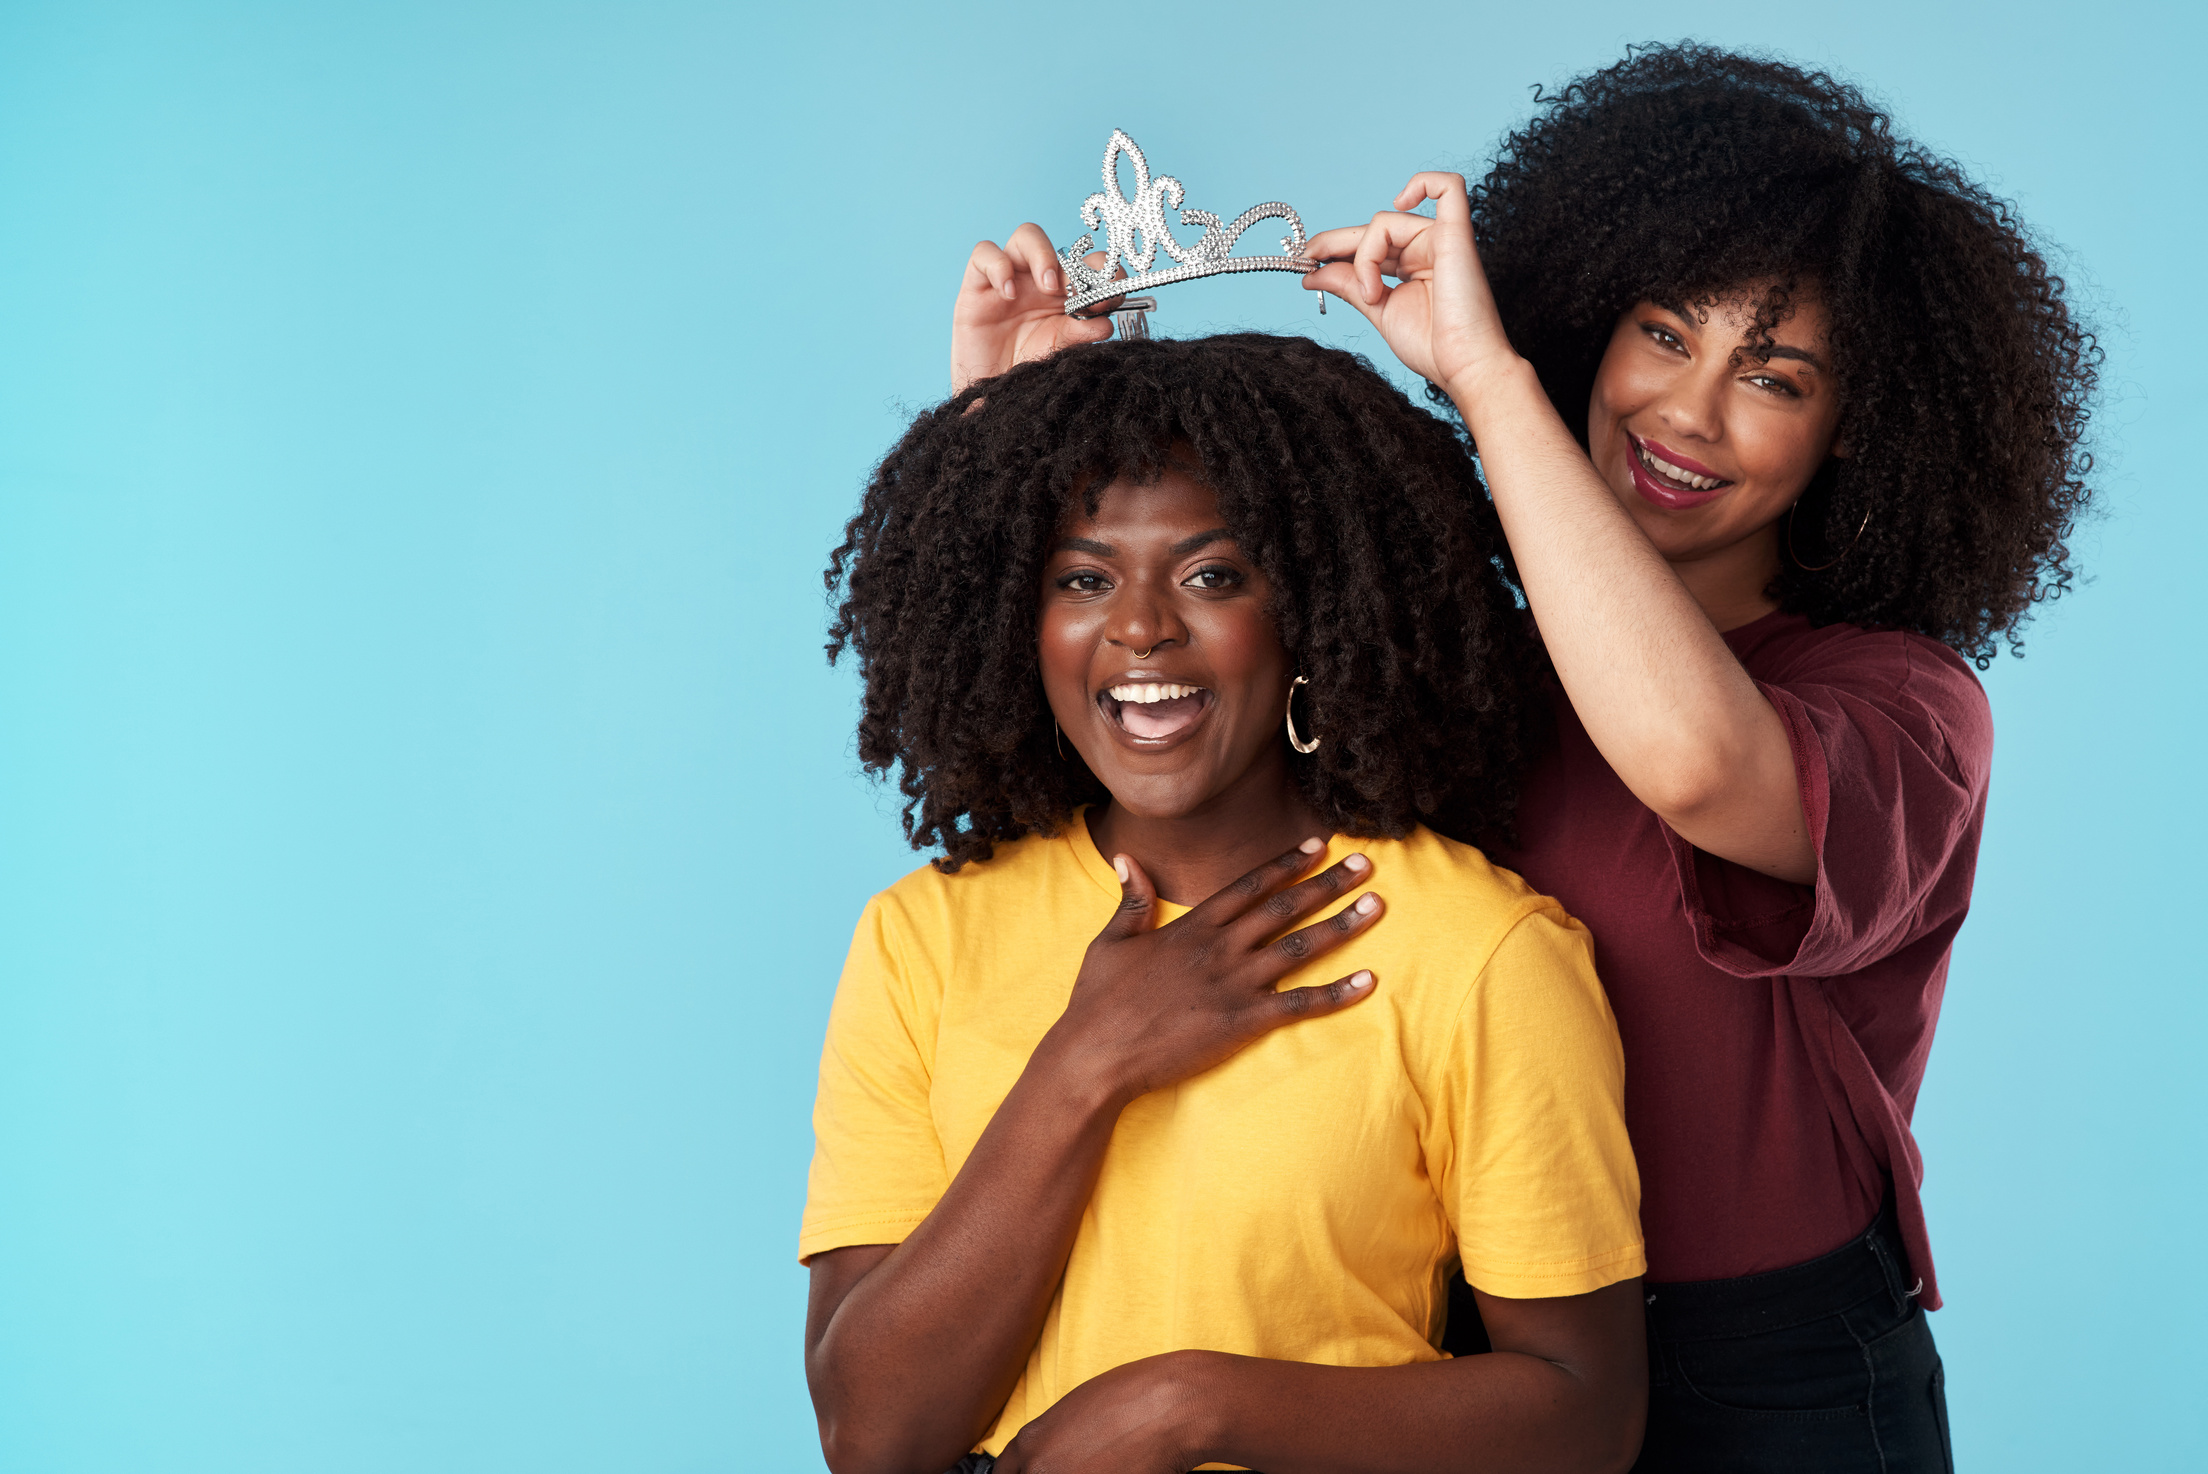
top-left (1038, 466), bottom-right (1299, 823)
top-left (1588, 286), bottom-right (1849, 586)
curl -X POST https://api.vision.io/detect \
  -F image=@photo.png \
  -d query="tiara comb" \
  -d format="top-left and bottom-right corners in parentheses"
top-left (1057, 129), bottom-right (1318, 338)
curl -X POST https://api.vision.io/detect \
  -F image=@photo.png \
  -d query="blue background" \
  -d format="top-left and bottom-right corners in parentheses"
top-left (1, 2), bottom-right (2200, 1468)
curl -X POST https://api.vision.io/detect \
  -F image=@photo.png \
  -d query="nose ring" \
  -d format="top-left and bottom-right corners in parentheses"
top-left (1133, 645), bottom-right (1158, 660)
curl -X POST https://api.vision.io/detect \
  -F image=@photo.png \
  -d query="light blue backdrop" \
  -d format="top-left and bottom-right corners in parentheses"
top-left (1, 1), bottom-right (2200, 1468)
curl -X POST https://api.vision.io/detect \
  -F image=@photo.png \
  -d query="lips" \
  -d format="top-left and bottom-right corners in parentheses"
top-left (1097, 677), bottom-right (1214, 746)
top-left (1625, 432), bottom-right (1733, 512)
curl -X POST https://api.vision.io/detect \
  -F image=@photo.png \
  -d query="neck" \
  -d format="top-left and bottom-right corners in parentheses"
top-left (1669, 520), bottom-right (1784, 633)
top-left (1084, 748), bottom-right (1327, 907)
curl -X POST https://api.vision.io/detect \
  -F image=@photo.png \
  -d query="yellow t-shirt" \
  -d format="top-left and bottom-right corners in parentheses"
top-left (800, 816), bottom-right (1644, 1455)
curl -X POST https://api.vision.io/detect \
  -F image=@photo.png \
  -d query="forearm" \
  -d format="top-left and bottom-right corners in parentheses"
top-left (809, 1046), bottom-right (1124, 1474)
top-left (1448, 361), bottom-right (1808, 877)
top-left (1181, 1348), bottom-right (1639, 1474)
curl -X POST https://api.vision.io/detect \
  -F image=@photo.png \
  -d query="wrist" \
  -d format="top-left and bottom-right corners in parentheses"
top-left (1441, 352), bottom-right (1541, 432)
top-left (1025, 1027), bottom-right (1138, 1119)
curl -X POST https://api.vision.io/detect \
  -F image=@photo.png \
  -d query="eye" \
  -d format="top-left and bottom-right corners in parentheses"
top-left (1055, 570), bottom-right (1112, 593)
top-left (1745, 371), bottom-right (1801, 398)
top-left (1183, 563), bottom-right (1245, 590)
top-left (1641, 322), bottom-right (1686, 352)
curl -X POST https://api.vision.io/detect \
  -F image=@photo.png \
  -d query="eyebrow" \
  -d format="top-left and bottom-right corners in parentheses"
top-left (1052, 527), bottom-right (1235, 558)
top-left (1758, 343), bottom-right (1825, 370)
top-left (1648, 302), bottom-right (1826, 371)
top-left (1171, 527), bottom-right (1233, 555)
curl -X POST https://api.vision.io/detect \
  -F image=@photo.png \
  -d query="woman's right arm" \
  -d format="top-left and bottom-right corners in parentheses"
top-left (1300, 177), bottom-right (1815, 884)
top-left (804, 841), bottom-right (1385, 1474)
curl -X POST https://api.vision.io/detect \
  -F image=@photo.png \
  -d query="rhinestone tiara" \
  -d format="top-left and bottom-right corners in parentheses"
top-left (1058, 129), bottom-right (1317, 319)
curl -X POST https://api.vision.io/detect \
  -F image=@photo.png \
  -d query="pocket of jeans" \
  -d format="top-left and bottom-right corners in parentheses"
top-left (1860, 1308), bottom-right (1953, 1472)
top-left (1673, 1316), bottom-right (1873, 1420)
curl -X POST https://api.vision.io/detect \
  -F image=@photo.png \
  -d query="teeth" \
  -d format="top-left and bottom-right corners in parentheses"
top-left (1637, 444), bottom-right (1723, 491)
top-left (1107, 682), bottom-right (1202, 703)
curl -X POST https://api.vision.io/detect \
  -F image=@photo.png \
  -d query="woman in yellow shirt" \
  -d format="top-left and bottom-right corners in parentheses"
top-left (804, 332), bottom-right (1647, 1473)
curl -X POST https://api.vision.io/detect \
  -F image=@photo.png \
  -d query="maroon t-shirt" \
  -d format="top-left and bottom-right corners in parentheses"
top-left (1496, 610), bottom-right (1992, 1308)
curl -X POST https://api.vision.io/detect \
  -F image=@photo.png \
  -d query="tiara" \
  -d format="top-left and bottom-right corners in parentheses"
top-left (1057, 129), bottom-right (1317, 333)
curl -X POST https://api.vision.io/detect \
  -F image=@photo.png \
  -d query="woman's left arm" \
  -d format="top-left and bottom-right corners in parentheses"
top-left (1302, 175), bottom-right (1813, 883)
top-left (993, 1279), bottom-right (1647, 1474)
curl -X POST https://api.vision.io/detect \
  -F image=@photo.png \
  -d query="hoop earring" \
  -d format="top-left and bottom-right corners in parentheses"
top-left (1284, 675), bottom-right (1320, 755)
top-left (1787, 499), bottom-right (1871, 572)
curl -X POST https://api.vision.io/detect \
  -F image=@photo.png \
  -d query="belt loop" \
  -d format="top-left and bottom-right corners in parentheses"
top-left (1865, 1214), bottom-right (1910, 1316)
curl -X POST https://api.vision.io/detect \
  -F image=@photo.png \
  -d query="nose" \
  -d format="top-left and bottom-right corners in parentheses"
top-left (1656, 358), bottom-right (1726, 445)
top-left (1105, 579), bottom-right (1187, 660)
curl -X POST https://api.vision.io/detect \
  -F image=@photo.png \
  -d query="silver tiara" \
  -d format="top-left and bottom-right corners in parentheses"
top-left (1058, 129), bottom-right (1317, 336)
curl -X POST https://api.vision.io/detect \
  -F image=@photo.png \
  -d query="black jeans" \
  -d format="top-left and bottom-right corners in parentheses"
top-left (1443, 1199), bottom-right (1951, 1471)
top-left (1627, 1202), bottom-right (1953, 1473)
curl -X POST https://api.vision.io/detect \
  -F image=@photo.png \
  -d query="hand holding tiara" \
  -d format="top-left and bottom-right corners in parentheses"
top-left (952, 223), bottom-right (1117, 394)
top-left (1299, 171), bottom-right (1525, 405)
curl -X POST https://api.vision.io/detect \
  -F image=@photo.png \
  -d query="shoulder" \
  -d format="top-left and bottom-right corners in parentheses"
top-left (870, 828), bottom-right (1077, 930)
top-left (1733, 615), bottom-right (1993, 781)
top-left (865, 827), bottom-right (1105, 969)
top-left (1359, 825), bottom-right (1587, 968)
top-left (1369, 831), bottom-right (1616, 1074)
top-left (1363, 824), bottom-right (1551, 900)
top-left (838, 830), bottom-right (1083, 1015)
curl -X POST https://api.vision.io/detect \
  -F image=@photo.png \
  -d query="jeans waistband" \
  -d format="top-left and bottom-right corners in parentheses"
top-left (1643, 1199), bottom-right (1921, 1341)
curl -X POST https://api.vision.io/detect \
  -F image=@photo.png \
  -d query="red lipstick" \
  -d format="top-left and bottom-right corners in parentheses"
top-left (1625, 432), bottom-right (1732, 512)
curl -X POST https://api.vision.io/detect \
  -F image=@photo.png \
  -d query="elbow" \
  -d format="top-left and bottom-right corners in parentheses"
top-left (1600, 1412), bottom-right (1648, 1474)
top-left (808, 1346), bottom-right (953, 1474)
top-left (1578, 1380), bottom-right (1648, 1474)
top-left (814, 1412), bottom-right (874, 1474)
top-left (817, 1426), bottom-right (935, 1474)
top-left (818, 1434), bottom-right (899, 1474)
top-left (1636, 750), bottom-right (1734, 825)
top-left (1537, 1358), bottom-right (1645, 1474)
top-left (1540, 1410), bottom-right (1642, 1474)
top-left (816, 1401), bottom-right (971, 1474)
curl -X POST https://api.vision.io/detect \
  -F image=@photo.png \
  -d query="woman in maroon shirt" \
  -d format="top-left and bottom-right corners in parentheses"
top-left (944, 45), bottom-right (2095, 1473)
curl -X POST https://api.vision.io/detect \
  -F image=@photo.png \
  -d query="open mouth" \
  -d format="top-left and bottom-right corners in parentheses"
top-left (1621, 433), bottom-right (1736, 512)
top-left (1633, 440), bottom-right (1728, 491)
top-left (1098, 679), bottom-right (1214, 744)
top-left (1625, 432), bottom-right (1734, 509)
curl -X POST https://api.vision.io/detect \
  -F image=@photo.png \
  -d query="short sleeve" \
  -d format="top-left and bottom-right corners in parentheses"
top-left (1665, 633), bottom-right (1994, 979)
top-left (798, 896), bottom-right (950, 1262)
top-left (1431, 906), bottom-right (1646, 1299)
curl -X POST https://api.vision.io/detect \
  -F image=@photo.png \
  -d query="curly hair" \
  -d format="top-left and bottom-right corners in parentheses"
top-left (1465, 42), bottom-right (2099, 664)
top-left (826, 333), bottom-right (1543, 870)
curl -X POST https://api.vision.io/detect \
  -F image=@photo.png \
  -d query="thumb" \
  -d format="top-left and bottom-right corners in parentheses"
top-left (1051, 314), bottom-right (1113, 352)
top-left (1302, 262), bottom-right (1388, 329)
top-left (1101, 852), bottom-right (1158, 937)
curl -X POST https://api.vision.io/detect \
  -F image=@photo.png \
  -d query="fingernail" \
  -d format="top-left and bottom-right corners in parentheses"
top-left (1043, 269), bottom-right (1058, 291)
top-left (1344, 853), bottom-right (1369, 873)
top-left (1349, 969), bottom-right (1374, 990)
top-left (1355, 894), bottom-right (1379, 915)
top-left (1299, 837), bottom-right (1324, 854)
top-left (1113, 856), bottom-right (1130, 883)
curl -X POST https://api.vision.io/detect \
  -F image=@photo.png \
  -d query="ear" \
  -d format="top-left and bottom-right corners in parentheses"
top-left (1828, 415), bottom-right (1853, 460)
